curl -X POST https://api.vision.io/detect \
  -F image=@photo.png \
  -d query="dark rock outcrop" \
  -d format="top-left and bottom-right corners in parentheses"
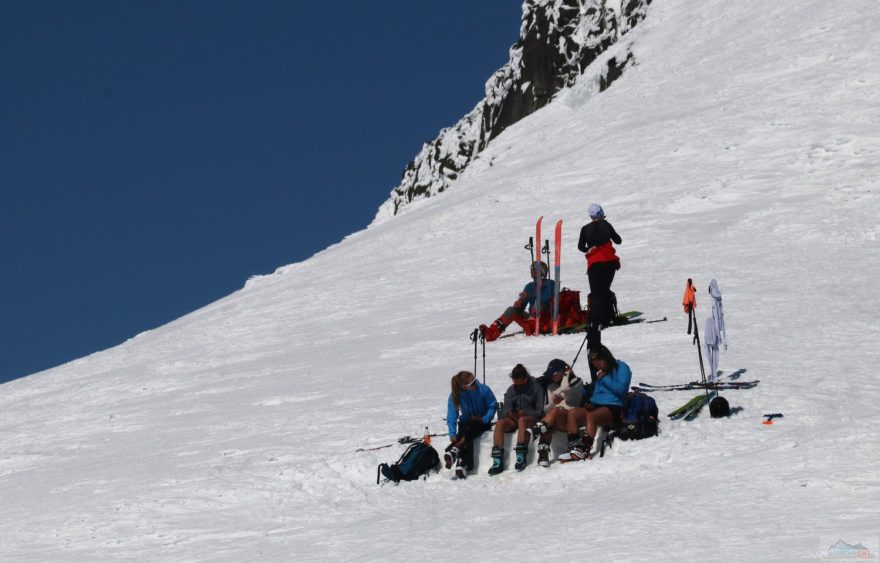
top-left (374, 0), bottom-right (652, 223)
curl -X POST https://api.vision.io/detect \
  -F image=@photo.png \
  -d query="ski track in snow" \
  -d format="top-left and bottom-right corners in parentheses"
top-left (1, 0), bottom-right (879, 560)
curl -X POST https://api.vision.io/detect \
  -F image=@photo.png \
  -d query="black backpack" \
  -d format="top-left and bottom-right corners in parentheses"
top-left (377, 441), bottom-right (440, 484)
top-left (709, 396), bottom-right (730, 418)
top-left (616, 392), bottom-right (660, 441)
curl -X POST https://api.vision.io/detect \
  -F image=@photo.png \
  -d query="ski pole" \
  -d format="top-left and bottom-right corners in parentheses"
top-left (470, 328), bottom-right (479, 377)
top-left (690, 303), bottom-right (710, 402)
top-left (481, 330), bottom-right (486, 385)
top-left (570, 329), bottom-right (590, 368)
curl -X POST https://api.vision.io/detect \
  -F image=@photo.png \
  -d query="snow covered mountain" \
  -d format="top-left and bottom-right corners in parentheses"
top-left (2, 0), bottom-right (879, 560)
top-left (374, 0), bottom-right (652, 222)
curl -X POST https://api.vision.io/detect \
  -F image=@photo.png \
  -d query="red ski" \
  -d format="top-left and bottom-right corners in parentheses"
top-left (534, 216), bottom-right (543, 336)
top-left (552, 220), bottom-right (563, 335)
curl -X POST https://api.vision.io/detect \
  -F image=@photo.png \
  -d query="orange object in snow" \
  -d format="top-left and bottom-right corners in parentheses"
top-left (682, 278), bottom-right (697, 313)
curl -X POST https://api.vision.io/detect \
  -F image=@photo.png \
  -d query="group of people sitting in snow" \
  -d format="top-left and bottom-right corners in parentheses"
top-left (445, 203), bottom-right (629, 479)
top-left (444, 345), bottom-right (632, 478)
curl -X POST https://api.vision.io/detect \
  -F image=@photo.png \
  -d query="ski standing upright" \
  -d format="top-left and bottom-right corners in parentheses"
top-left (552, 220), bottom-right (563, 335)
top-left (533, 216), bottom-right (543, 336)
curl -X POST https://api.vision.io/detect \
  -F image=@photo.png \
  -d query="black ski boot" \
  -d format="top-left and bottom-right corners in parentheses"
top-left (487, 446), bottom-right (504, 476)
top-left (444, 443), bottom-right (459, 470)
top-left (537, 443), bottom-right (551, 467)
top-left (514, 443), bottom-right (528, 471)
top-left (528, 421), bottom-right (548, 442)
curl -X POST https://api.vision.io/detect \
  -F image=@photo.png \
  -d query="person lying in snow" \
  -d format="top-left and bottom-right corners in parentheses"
top-left (444, 371), bottom-right (498, 479)
top-left (479, 261), bottom-right (556, 342)
top-left (560, 345), bottom-right (632, 462)
top-left (528, 358), bottom-right (584, 467)
top-left (488, 364), bottom-right (545, 476)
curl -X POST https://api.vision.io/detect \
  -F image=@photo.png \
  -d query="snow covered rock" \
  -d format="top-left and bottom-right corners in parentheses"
top-left (374, 0), bottom-right (653, 223)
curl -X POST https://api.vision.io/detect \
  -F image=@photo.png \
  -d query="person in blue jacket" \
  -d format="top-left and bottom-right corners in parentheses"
top-left (479, 262), bottom-right (556, 341)
top-left (560, 345), bottom-right (632, 461)
top-left (445, 371), bottom-right (498, 479)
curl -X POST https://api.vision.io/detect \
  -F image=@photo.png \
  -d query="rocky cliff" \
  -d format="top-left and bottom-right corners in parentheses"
top-left (373, 0), bottom-right (653, 223)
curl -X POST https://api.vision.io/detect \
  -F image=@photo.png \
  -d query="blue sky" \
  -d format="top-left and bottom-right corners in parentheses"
top-left (0, 2), bottom-right (519, 383)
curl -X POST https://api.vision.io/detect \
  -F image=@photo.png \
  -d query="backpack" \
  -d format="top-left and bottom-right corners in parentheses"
top-left (616, 392), bottom-right (659, 440)
top-left (556, 288), bottom-right (588, 329)
top-left (377, 441), bottom-right (440, 484)
top-left (709, 396), bottom-right (730, 418)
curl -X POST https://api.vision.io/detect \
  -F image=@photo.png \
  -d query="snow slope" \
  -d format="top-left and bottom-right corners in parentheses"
top-left (2, 0), bottom-right (879, 560)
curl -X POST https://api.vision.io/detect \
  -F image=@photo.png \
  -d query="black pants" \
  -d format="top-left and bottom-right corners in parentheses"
top-left (456, 420), bottom-right (492, 470)
top-left (588, 262), bottom-right (617, 327)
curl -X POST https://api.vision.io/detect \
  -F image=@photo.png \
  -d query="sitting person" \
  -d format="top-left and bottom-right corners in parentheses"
top-left (445, 371), bottom-right (498, 479)
top-left (560, 345), bottom-right (631, 461)
top-left (489, 364), bottom-right (544, 475)
top-left (529, 358), bottom-right (584, 467)
top-left (479, 261), bottom-right (556, 341)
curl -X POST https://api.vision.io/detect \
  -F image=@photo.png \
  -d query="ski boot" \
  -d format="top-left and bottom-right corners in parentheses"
top-left (488, 446), bottom-right (504, 476)
top-left (558, 433), bottom-right (593, 463)
top-left (479, 320), bottom-right (504, 342)
top-left (444, 443), bottom-right (460, 470)
top-left (514, 443), bottom-right (528, 471)
top-left (537, 443), bottom-right (551, 467)
top-left (455, 457), bottom-right (467, 480)
top-left (528, 421), bottom-right (548, 442)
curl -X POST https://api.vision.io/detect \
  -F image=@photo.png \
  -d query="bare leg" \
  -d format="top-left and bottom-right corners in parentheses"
top-left (493, 417), bottom-right (516, 447)
top-left (540, 408), bottom-right (569, 445)
top-left (567, 407), bottom-right (588, 434)
top-left (585, 406), bottom-right (614, 438)
top-left (517, 416), bottom-right (538, 443)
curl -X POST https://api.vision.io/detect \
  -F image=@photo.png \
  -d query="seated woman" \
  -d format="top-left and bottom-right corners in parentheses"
top-left (445, 371), bottom-right (498, 479)
top-left (489, 364), bottom-right (544, 475)
top-left (559, 345), bottom-right (631, 461)
top-left (529, 358), bottom-right (584, 467)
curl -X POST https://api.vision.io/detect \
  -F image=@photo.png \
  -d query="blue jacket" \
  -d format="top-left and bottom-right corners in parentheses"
top-left (586, 360), bottom-right (632, 408)
top-left (521, 279), bottom-right (556, 314)
top-left (447, 380), bottom-right (498, 438)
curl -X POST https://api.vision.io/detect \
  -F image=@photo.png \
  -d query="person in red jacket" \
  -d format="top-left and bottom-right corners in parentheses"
top-left (577, 203), bottom-right (622, 329)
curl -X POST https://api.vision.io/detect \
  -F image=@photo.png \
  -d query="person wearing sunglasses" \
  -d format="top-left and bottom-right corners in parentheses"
top-left (445, 371), bottom-right (498, 479)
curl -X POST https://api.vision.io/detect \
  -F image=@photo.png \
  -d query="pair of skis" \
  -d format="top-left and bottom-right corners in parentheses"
top-left (634, 380), bottom-right (759, 392)
top-left (526, 217), bottom-right (563, 336)
top-left (355, 432), bottom-right (449, 452)
top-left (668, 390), bottom-right (718, 421)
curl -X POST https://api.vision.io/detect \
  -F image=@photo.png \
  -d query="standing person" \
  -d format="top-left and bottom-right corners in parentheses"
top-left (560, 345), bottom-right (631, 461)
top-left (445, 371), bottom-right (498, 479)
top-left (489, 364), bottom-right (544, 475)
top-left (479, 262), bottom-right (556, 341)
top-left (577, 203), bottom-right (622, 330)
top-left (529, 359), bottom-right (584, 467)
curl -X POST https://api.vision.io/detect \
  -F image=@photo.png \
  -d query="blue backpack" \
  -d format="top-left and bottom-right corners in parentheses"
top-left (377, 441), bottom-right (440, 484)
top-left (617, 392), bottom-right (659, 440)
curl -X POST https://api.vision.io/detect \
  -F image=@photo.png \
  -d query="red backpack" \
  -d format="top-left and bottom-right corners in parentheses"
top-left (556, 288), bottom-right (587, 329)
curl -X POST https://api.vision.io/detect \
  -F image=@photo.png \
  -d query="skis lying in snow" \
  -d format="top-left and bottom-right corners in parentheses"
top-left (634, 380), bottom-right (759, 392)
top-left (668, 391), bottom-right (717, 421)
top-left (355, 433), bottom-right (448, 452)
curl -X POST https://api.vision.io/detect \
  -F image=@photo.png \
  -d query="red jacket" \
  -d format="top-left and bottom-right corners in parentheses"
top-left (586, 241), bottom-right (620, 272)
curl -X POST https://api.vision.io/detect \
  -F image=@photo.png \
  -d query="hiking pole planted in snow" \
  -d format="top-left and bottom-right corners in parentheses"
top-left (570, 330), bottom-right (590, 369)
top-left (525, 236), bottom-right (535, 264)
top-left (683, 279), bottom-right (710, 402)
top-left (470, 328), bottom-right (479, 379)
top-left (481, 332), bottom-right (486, 384)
